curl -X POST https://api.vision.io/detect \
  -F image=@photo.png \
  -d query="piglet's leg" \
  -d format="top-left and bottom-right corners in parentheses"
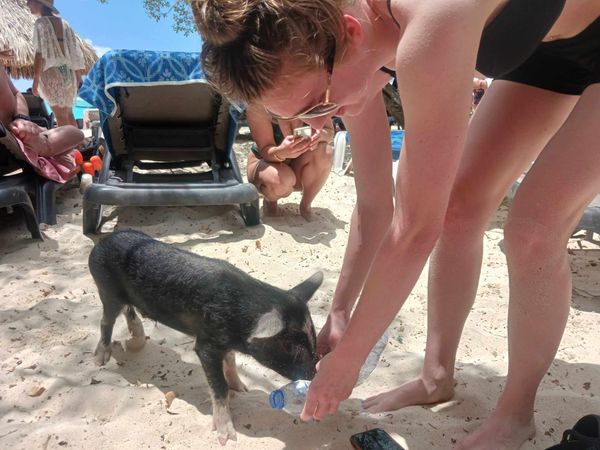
top-left (195, 343), bottom-right (236, 446)
top-left (124, 306), bottom-right (146, 351)
top-left (223, 351), bottom-right (248, 393)
top-left (94, 303), bottom-right (122, 366)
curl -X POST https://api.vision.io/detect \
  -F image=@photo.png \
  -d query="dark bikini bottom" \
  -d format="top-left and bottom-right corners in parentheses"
top-left (497, 16), bottom-right (600, 95)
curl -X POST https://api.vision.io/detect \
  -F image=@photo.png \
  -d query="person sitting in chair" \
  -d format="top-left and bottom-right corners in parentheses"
top-left (0, 53), bottom-right (83, 182)
top-left (246, 102), bottom-right (333, 220)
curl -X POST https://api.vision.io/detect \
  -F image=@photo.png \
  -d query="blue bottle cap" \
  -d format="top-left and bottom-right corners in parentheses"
top-left (269, 389), bottom-right (285, 410)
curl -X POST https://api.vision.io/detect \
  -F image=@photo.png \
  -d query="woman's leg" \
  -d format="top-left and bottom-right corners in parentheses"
top-left (50, 105), bottom-right (68, 128)
top-left (66, 107), bottom-right (78, 128)
top-left (39, 125), bottom-right (84, 156)
top-left (458, 83), bottom-right (600, 450)
top-left (291, 143), bottom-right (333, 220)
top-left (247, 152), bottom-right (297, 216)
top-left (363, 81), bottom-right (578, 413)
top-left (51, 106), bottom-right (76, 128)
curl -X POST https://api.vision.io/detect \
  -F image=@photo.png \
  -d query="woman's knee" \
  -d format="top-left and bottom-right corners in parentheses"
top-left (259, 165), bottom-right (296, 199)
top-left (60, 125), bottom-right (84, 142)
top-left (263, 180), bottom-right (294, 200)
top-left (314, 144), bottom-right (333, 170)
top-left (46, 125), bottom-right (84, 152)
top-left (304, 145), bottom-right (334, 173)
top-left (503, 214), bottom-right (566, 268)
top-left (443, 183), bottom-right (500, 236)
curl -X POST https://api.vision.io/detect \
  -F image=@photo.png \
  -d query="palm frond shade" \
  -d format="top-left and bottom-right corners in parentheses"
top-left (0, 0), bottom-right (97, 79)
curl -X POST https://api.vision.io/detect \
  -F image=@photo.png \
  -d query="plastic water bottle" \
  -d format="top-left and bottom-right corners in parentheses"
top-left (356, 330), bottom-right (389, 385)
top-left (269, 379), bottom-right (310, 415)
top-left (269, 331), bottom-right (389, 414)
top-left (79, 173), bottom-right (93, 194)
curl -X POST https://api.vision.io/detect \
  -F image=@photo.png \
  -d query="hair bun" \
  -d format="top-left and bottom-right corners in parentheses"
top-left (191, 0), bottom-right (251, 46)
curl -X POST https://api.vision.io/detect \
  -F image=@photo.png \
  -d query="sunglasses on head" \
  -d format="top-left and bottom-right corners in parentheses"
top-left (267, 44), bottom-right (338, 121)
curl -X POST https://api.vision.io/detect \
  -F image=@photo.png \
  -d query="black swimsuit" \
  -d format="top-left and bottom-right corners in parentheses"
top-left (386, 0), bottom-right (600, 95)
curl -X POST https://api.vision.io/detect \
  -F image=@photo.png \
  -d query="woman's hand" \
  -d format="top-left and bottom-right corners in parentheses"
top-left (317, 310), bottom-right (348, 357)
top-left (272, 134), bottom-right (311, 161)
top-left (32, 80), bottom-right (39, 97)
top-left (309, 127), bottom-right (334, 151)
top-left (300, 349), bottom-right (361, 421)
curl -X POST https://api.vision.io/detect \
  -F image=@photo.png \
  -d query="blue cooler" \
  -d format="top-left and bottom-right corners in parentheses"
top-left (391, 130), bottom-right (404, 161)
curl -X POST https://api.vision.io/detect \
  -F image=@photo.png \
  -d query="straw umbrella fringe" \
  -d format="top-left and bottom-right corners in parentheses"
top-left (0, 0), bottom-right (97, 79)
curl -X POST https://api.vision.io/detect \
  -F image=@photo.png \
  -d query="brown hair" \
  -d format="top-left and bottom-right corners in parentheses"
top-left (191, 0), bottom-right (349, 103)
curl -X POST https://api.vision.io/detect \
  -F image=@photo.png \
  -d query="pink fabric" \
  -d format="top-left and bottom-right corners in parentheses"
top-left (12, 135), bottom-right (76, 184)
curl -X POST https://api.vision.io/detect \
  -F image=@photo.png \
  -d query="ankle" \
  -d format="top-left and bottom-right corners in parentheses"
top-left (423, 364), bottom-right (454, 385)
top-left (492, 397), bottom-right (535, 425)
top-left (420, 366), bottom-right (455, 396)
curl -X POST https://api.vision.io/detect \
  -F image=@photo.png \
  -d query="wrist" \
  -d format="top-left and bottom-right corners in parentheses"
top-left (330, 306), bottom-right (351, 321)
top-left (266, 145), bottom-right (284, 162)
top-left (332, 341), bottom-right (365, 370)
top-left (12, 114), bottom-right (32, 122)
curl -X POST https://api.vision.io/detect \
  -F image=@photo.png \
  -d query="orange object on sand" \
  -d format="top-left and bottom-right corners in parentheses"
top-left (82, 162), bottom-right (94, 175)
top-left (74, 149), bottom-right (83, 165)
top-left (90, 155), bottom-right (102, 171)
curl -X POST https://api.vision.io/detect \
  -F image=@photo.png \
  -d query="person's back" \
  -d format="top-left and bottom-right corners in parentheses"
top-left (28, 0), bottom-right (84, 128)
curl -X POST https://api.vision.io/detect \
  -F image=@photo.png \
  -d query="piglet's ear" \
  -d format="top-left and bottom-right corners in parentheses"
top-left (247, 309), bottom-right (284, 342)
top-left (289, 271), bottom-right (323, 304)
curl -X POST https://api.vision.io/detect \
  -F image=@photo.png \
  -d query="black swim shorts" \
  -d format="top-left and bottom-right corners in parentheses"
top-left (497, 16), bottom-right (600, 95)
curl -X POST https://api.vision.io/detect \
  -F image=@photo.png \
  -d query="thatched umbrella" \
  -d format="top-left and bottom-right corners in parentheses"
top-left (0, 0), bottom-right (98, 79)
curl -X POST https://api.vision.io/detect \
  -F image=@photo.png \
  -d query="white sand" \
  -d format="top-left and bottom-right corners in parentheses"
top-left (1, 134), bottom-right (599, 449)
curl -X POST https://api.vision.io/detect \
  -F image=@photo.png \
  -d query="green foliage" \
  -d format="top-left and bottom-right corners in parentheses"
top-left (97, 0), bottom-right (196, 36)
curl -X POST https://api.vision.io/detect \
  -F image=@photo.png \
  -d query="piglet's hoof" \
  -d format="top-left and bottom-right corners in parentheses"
top-left (125, 335), bottom-right (146, 351)
top-left (94, 341), bottom-right (112, 366)
top-left (213, 414), bottom-right (237, 446)
top-left (94, 341), bottom-right (125, 365)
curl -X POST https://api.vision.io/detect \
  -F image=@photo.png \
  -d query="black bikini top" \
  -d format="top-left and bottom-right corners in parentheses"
top-left (384, 0), bottom-right (566, 78)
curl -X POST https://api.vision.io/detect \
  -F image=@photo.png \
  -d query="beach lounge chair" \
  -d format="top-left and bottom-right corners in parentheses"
top-left (22, 92), bottom-right (72, 226)
top-left (0, 127), bottom-right (42, 239)
top-left (575, 195), bottom-right (600, 239)
top-left (23, 92), bottom-right (54, 129)
top-left (0, 113), bottom-right (73, 228)
top-left (78, 50), bottom-right (260, 234)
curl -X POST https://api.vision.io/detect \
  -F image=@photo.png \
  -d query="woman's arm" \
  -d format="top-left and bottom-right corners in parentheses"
top-left (317, 90), bottom-right (395, 354)
top-left (32, 20), bottom-right (43, 97)
top-left (246, 103), bottom-right (310, 161)
top-left (302, 1), bottom-right (485, 420)
top-left (32, 53), bottom-right (43, 97)
top-left (8, 76), bottom-right (29, 117)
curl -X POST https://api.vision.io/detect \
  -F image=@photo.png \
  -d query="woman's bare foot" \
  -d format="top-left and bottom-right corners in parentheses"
top-left (455, 412), bottom-right (535, 450)
top-left (362, 374), bottom-right (454, 413)
top-left (263, 199), bottom-right (281, 216)
top-left (299, 204), bottom-right (315, 221)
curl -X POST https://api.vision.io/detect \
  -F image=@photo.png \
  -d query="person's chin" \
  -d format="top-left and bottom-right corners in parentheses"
top-left (338, 103), bottom-right (364, 118)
